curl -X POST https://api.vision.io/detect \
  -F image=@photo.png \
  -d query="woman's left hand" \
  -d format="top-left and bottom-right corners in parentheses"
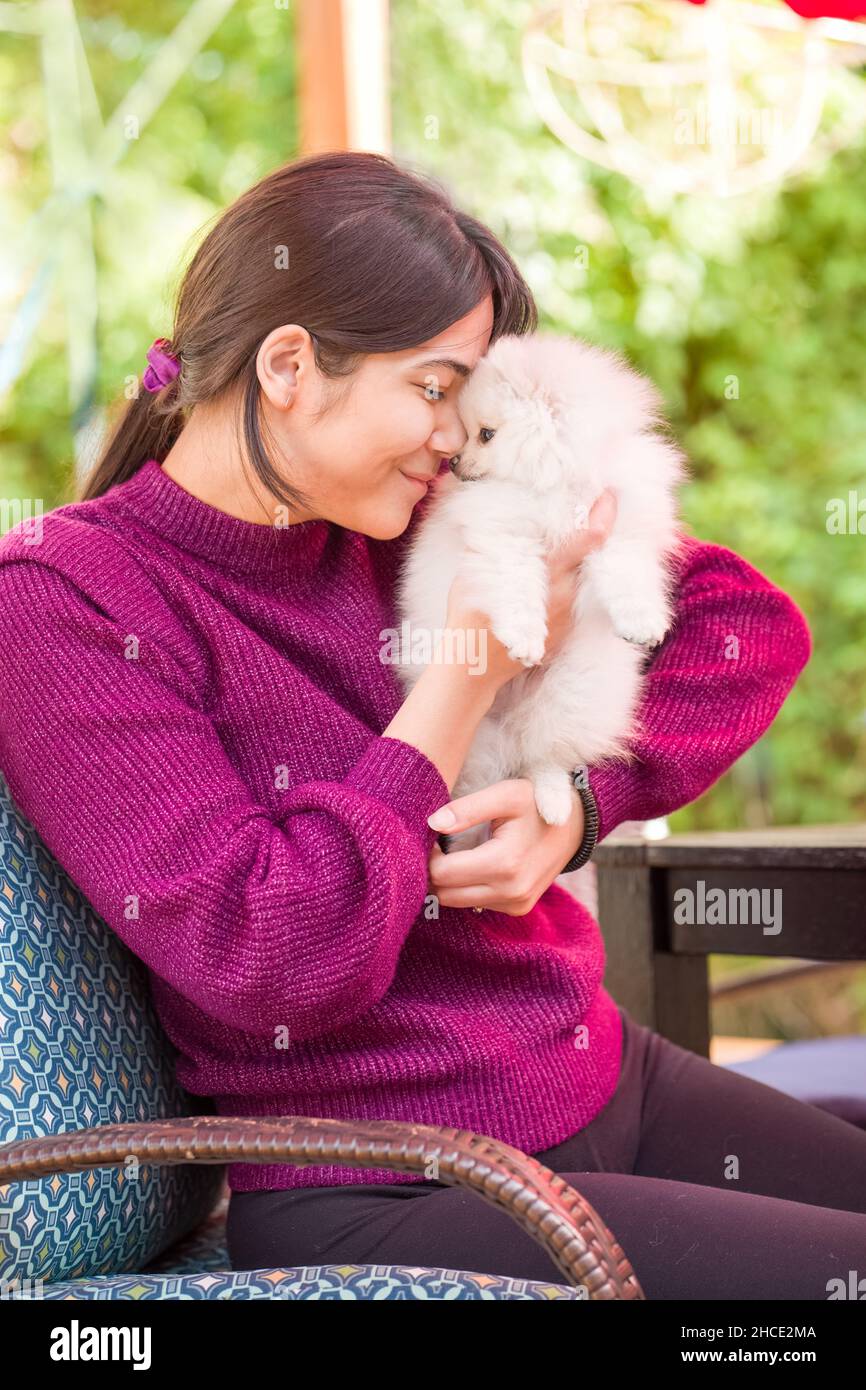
top-left (427, 778), bottom-right (585, 915)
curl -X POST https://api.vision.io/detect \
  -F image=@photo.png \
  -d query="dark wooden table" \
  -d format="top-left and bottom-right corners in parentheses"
top-left (594, 824), bottom-right (866, 1057)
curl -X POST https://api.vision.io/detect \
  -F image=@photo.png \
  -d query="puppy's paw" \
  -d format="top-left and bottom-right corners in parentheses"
top-left (493, 618), bottom-right (546, 668)
top-left (608, 598), bottom-right (671, 649)
top-left (533, 771), bottom-right (576, 826)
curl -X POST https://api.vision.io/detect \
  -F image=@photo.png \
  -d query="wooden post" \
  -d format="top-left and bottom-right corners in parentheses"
top-left (298, 0), bottom-right (391, 156)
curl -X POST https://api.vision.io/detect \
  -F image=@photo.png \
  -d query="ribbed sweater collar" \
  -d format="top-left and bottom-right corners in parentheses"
top-left (108, 457), bottom-right (332, 577)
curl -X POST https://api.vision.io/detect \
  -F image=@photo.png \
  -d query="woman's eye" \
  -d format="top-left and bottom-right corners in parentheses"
top-left (479, 427), bottom-right (496, 444)
top-left (420, 384), bottom-right (446, 402)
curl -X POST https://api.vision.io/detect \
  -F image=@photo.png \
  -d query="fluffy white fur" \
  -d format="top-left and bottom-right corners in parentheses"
top-left (394, 332), bottom-right (687, 852)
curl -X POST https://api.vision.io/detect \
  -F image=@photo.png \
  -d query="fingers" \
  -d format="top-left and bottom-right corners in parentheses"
top-left (587, 487), bottom-right (618, 540)
top-left (428, 838), bottom-right (511, 911)
top-left (429, 838), bottom-right (536, 915)
top-left (426, 779), bottom-right (530, 834)
top-left (428, 837), bottom-right (501, 888)
top-left (433, 883), bottom-right (497, 911)
top-left (552, 488), bottom-right (618, 573)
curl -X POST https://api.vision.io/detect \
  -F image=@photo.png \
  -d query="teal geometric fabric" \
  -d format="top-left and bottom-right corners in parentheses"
top-left (134, 1191), bottom-right (581, 1296)
top-left (144, 1187), bottom-right (232, 1275)
top-left (2, 1181), bottom-right (582, 1299)
top-left (0, 773), bottom-right (224, 1287)
top-left (8, 1265), bottom-right (584, 1300)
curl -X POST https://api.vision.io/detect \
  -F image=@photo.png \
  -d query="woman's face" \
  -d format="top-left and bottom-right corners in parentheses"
top-left (257, 295), bottom-right (495, 538)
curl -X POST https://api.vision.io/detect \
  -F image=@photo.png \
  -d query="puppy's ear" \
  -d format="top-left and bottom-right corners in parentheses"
top-left (488, 365), bottom-right (523, 407)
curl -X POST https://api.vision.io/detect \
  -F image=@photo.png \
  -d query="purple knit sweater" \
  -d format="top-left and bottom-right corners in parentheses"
top-left (0, 458), bottom-right (811, 1192)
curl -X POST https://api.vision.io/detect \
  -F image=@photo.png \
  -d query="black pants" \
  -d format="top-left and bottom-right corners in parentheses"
top-left (226, 1008), bottom-right (866, 1299)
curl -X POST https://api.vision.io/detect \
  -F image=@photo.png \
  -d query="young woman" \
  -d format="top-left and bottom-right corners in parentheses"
top-left (0, 151), bottom-right (863, 1300)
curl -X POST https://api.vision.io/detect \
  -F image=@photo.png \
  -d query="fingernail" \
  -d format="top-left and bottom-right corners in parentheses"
top-left (427, 807), bottom-right (456, 830)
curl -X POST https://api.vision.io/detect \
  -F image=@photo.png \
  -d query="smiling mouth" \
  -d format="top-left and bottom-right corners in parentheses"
top-left (400, 472), bottom-right (432, 494)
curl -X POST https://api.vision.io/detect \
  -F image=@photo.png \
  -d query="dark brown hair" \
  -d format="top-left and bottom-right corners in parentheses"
top-left (80, 150), bottom-right (537, 513)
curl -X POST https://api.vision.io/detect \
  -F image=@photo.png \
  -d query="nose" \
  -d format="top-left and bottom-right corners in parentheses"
top-left (448, 454), bottom-right (462, 475)
top-left (436, 414), bottom-right (468, 464)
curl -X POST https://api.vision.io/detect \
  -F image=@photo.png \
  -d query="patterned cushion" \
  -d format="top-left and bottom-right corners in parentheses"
top-left (1, 1184), bottom-right (580, 1298)
top-left (144, 1185), bottom-right (231, 1274)
top-left (141, 1190), bottom-right (582, 1297)
top-left (6, 1264), bottom-right (584, 1299)
top-left (0, 773), bottom-right (224, 1287)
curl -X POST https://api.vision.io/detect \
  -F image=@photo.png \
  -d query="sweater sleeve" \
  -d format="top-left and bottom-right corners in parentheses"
top-left (588, 536), bottom-right (812, 842)
top-left (0, 560), bottom-right (449, 1040)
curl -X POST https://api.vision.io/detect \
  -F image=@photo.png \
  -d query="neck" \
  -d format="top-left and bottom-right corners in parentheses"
top-left (161, 400), bottom-right (318, 527)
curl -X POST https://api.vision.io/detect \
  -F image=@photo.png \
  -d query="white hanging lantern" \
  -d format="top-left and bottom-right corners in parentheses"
top-left (522, 0), bottom-right (866, 196)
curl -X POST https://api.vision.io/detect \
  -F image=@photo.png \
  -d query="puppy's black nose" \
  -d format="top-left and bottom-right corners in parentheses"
top-left (448, 455), bottom-right (461, 475)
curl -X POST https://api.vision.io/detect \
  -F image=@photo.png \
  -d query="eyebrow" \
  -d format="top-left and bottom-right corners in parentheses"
top-left (411, 357), bottom-right (473, 378)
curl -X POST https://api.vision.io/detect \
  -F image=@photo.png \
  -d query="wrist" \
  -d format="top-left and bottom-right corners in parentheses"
top-left (559, 767), bottom-right (600, 874)
top-left (420, 655), bottom-right (501, 716)
top-left (440, 613), bottom-right (518, 696)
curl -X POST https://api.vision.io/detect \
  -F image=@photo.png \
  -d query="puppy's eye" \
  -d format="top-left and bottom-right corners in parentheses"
top-left (479, 427), bottom-right (496, 445)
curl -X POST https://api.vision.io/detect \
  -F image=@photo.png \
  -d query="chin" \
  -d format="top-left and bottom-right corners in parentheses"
top-left (358, 506), bottom-right (414, 542)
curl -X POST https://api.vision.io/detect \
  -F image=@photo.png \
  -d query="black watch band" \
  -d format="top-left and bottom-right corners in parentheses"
top-left (559, 766), bottom-right (600, 874)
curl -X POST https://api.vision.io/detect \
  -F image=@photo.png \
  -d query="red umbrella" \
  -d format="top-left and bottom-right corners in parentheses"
top-left (684, 0), bottom-right (866, 17)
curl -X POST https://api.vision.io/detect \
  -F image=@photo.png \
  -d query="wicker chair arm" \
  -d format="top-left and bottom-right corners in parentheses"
top-left (0, 1112), bottom-right (643, 1299)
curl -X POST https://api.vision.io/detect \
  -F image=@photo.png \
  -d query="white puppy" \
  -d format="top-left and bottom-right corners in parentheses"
top-left (394, 331), bottom-right (687, 851)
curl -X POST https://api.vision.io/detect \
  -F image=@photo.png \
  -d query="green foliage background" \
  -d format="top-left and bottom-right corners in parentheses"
top-left (2, 0), bottom-right (864, 847)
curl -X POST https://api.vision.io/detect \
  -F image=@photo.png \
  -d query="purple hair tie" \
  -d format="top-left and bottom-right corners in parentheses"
top-left (142, 338), bottom-right (181, 393)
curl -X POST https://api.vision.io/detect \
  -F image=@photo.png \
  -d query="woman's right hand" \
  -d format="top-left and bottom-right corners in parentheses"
top-left (444, 489), bottom-right (618, 689)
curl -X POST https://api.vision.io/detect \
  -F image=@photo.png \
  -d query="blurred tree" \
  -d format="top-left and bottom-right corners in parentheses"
top-left (1, 0), bottom-right (864, 839)
top-left (391, 0), bottom-right (866, 833)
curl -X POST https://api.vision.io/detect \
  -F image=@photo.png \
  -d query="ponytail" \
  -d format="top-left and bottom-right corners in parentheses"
top-left (79, 372), bottom-right (184, 502)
